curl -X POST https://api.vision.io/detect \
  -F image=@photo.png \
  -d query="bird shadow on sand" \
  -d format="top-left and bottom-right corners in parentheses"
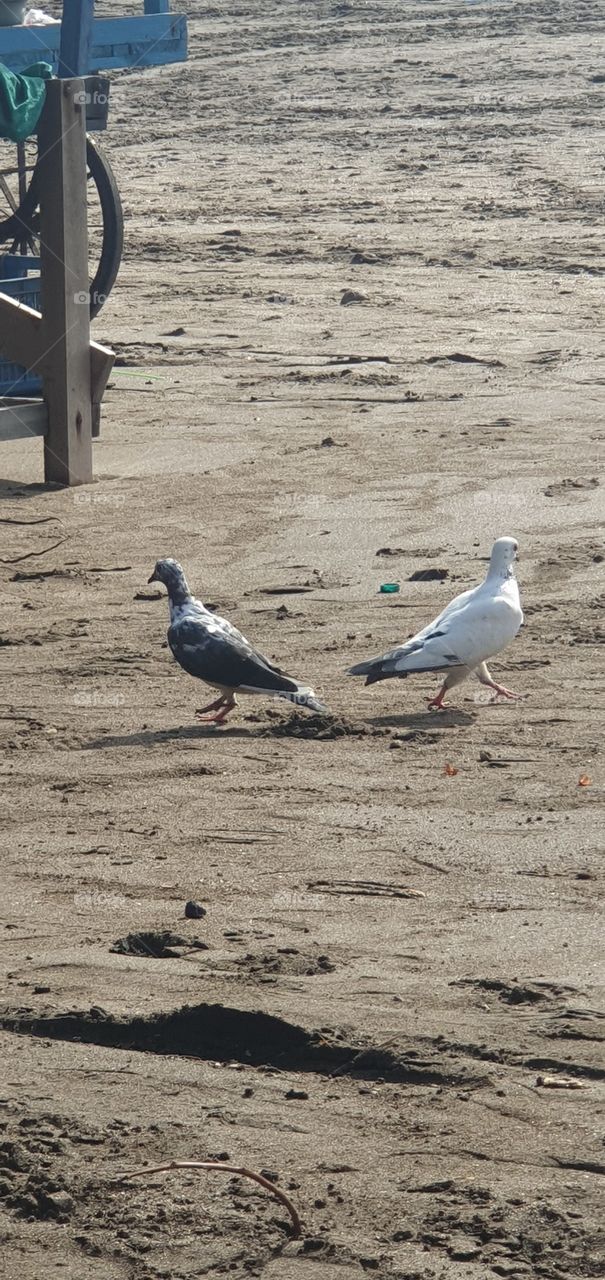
top-left (84, 724), bottom-right (256, 750)
top-left (367, 709), bottom-right (476, 730)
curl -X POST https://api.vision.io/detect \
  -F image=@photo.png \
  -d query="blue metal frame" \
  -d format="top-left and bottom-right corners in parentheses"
top-left (0, 9), bottom-right (187, 76)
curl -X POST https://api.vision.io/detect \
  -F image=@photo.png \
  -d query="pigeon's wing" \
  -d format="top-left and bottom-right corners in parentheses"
top-left (387, 615), bottom-right (470, 673)
top-left (189, 597), bottom-right (268, 652)
top-left (407, 582), bottom-right (478, 645)
top-left (375, 619), bottom-right (466, 676)
top-left (168, 616), bottom-right (302, 695)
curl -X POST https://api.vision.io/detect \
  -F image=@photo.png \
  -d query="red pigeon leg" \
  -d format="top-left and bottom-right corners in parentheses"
top-left (208, 694), bottom-right (237, 724)
top-left (428, 667), bottom-right (467, 710)
top-left (476, 663), bottom-right (524, 701)
top-left (427, 681), bottom-right (448, 711)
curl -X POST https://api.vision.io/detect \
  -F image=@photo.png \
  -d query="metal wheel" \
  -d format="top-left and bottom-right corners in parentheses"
top-left (0, 134), bottom-right (123, 319)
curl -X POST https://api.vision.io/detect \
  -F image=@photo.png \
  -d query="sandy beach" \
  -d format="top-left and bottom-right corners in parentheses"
top-left (0, 2), bottom-right (603, 1276)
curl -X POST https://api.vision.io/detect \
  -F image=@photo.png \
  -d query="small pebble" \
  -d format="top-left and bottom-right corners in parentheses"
top-left (185, 900), bottom-right (206, 919)
top-left (450, 1245), bottom-right (481, 1261)
top-left (42, 1190), bottom-right (75, 1216)
top-left (340, 288), bottom-right (366, 305)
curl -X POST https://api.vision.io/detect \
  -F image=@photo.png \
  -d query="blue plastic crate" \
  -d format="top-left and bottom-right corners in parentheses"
top-left (0, 267), bottom-right (42, 397)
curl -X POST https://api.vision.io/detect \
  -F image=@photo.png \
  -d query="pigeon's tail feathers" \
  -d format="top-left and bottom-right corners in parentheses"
top-left (348, 658), bottom-right (406, 685)
top-left (237, 675), bottom-right (328, 712)
top-left (365, 667), bottom-right (406, 687)
top-left (348, 658), bottom-right (378, 677)
top-left (277, 685), bottom-right (329, 714)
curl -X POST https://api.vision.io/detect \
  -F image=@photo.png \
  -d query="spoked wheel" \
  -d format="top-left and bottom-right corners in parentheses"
top-left (0, 134), bottom-right (123, 319)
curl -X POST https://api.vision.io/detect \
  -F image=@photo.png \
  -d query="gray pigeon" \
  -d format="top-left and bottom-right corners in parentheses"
top-left (348, 537), bottom-right (524, 709)
top-left (148, 559), bottom-right (327, 724)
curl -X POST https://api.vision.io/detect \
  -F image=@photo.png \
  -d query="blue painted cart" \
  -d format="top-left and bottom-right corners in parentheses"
top-left (0, 1), bottom-right (187, 311)
top-left (0, 1), bottom-right (187, 77)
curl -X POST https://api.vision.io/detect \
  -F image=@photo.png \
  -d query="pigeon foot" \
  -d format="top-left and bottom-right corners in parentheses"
top-left (487, 682), bottom-right (524, 701)
top-left (196, 695), bottom-right (227, 717)
top-left (196, 694), bottom-right (237, 724)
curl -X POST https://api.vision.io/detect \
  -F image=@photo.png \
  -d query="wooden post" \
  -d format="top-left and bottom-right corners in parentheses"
top-left (58, 0), bottom-right (95, 78)
top-left (37, 78), bottom-right (93, 485)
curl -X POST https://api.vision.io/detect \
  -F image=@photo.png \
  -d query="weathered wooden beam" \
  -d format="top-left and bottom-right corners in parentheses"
top-left (36, 78), bottom-right (93, 485)
top-left (0, 294), bottom-right (114, 406)
top-left (59, 0), bottom-right (95, 79)
top-left (0, 399), bottom-right (47, 441)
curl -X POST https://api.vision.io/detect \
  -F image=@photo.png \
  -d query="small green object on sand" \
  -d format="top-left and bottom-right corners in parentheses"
top-left (379, 583), bottom-right (400, 594)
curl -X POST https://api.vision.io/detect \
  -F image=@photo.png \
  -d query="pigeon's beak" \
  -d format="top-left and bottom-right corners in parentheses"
top-left (147, 572), bottom-right (158, 585)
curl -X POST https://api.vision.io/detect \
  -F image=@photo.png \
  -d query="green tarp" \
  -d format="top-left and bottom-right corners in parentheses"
top-left (0, 61), bottom-right (52, 143)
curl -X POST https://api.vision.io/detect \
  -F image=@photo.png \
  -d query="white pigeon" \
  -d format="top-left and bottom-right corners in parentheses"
top-left (148, 558), bottom-right (327, 724)
top-left (348, 536), bottom-right (524, 709)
